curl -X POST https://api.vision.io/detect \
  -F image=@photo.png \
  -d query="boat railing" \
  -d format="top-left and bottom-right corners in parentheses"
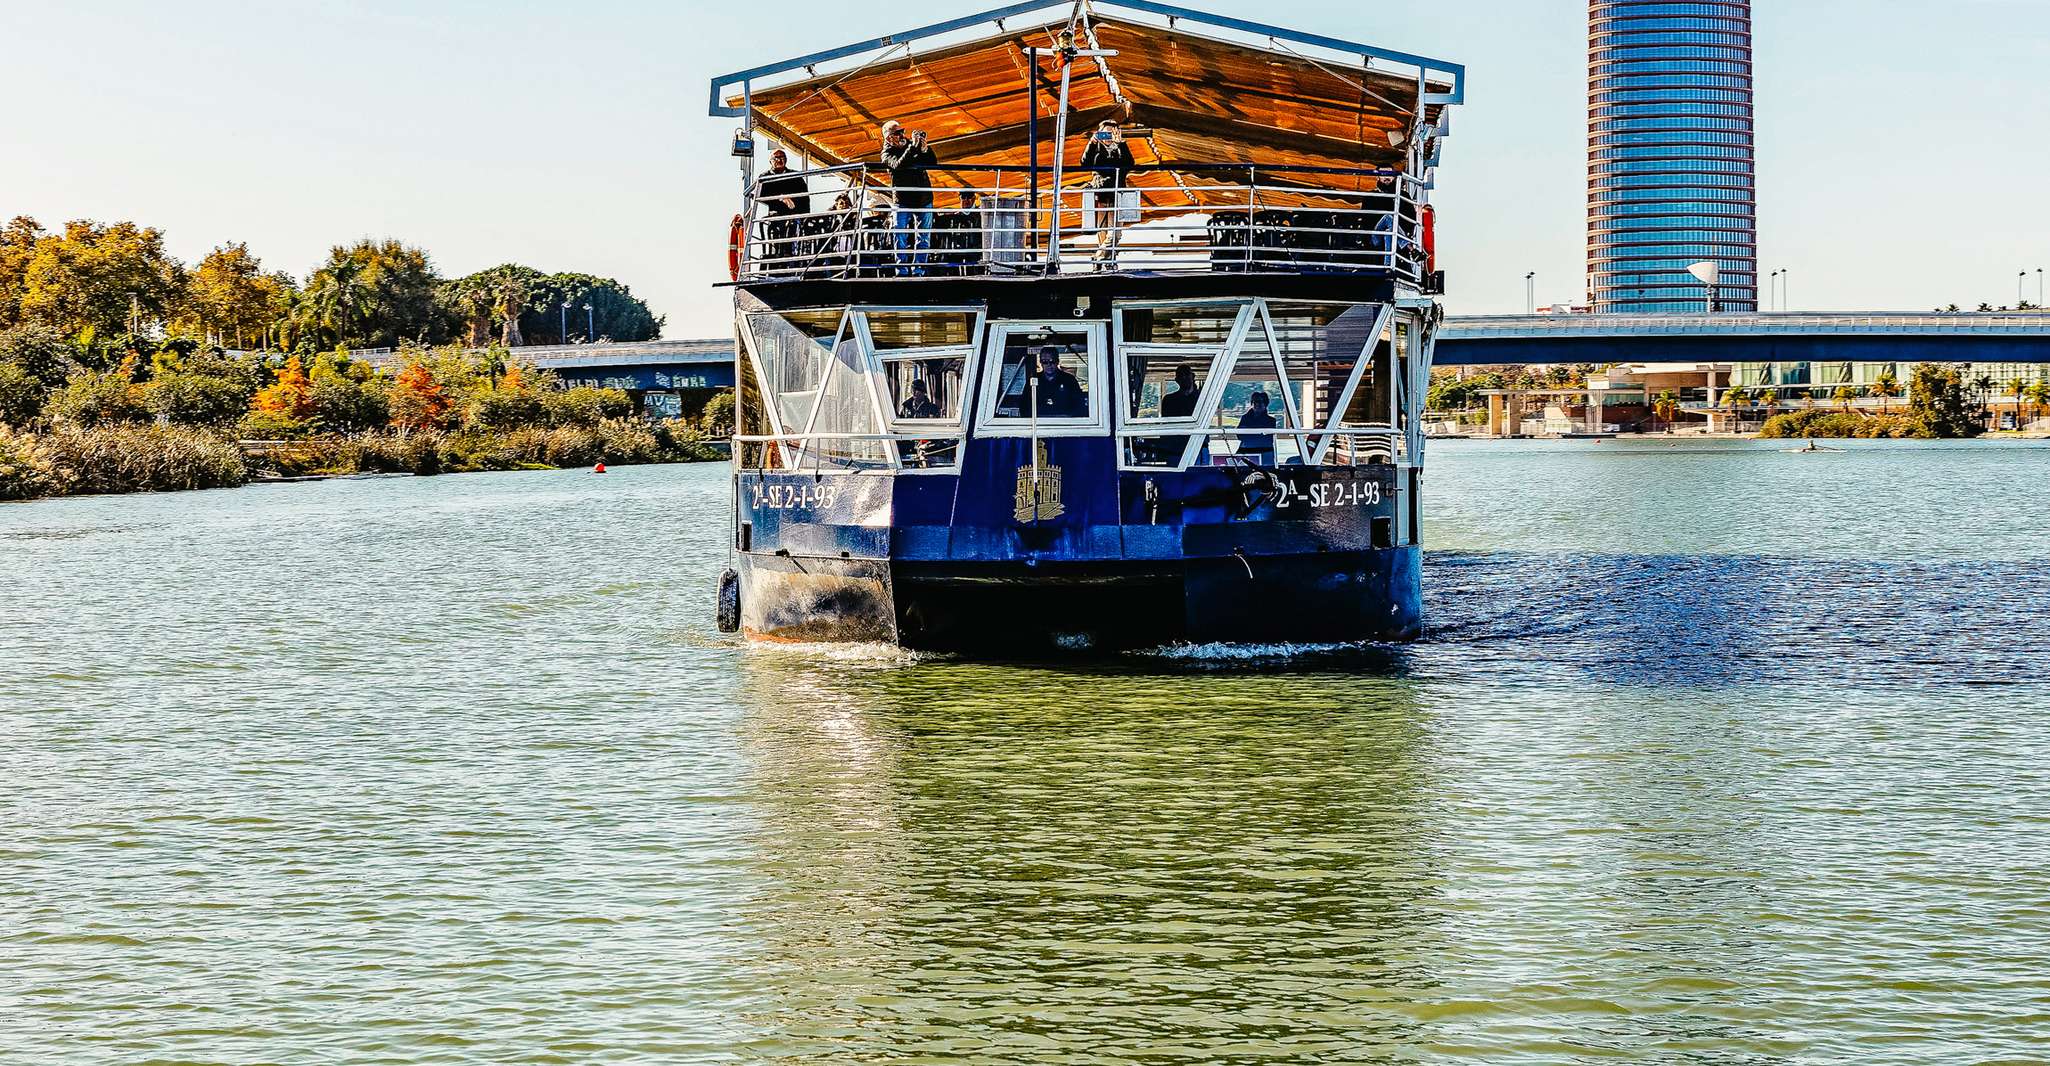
top-left (740, 163), bottom-right (1427, 284)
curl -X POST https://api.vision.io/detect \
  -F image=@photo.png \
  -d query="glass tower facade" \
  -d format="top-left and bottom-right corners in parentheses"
top-left (1588, 0), bottom-right (1757, 313)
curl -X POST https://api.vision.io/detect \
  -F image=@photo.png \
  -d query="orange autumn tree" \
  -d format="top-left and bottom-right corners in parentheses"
top-left (250, 354), bottom-right (314, 421)
top-left (389, 361), bottom-right (450, 432)
top-left (500, 362), bottom-right (524, 391)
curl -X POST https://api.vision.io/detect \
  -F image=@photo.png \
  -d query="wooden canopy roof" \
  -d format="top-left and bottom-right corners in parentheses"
top-left (726, 10), bottom-right (1456, 209)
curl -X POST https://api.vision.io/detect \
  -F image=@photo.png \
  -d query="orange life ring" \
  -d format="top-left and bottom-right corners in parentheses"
top-left (728, 214), bottom-right (745, 280)
top-left (1421, 204), bottom-right (1437, 275)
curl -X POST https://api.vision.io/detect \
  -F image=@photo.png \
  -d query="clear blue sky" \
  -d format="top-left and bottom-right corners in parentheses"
top-left (7, 0), bottom-right (2049, 337)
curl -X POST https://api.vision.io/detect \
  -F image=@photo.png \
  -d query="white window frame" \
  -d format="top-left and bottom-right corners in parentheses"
top-left (973, 321), bottom-right (1112, 438)
top-left (736, 306), bottom-right (850, 471)
top-left (1304, 302), bottom-right (1397, 467)
top-left (857, 306), bottom-right (986, 474)
top-left (1112, 300), bottom-right (1254, 471)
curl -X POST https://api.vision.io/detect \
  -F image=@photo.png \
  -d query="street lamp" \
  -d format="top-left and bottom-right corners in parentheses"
top-left (583, 303), bottom-right (595, 342)
top-left (2022, 271), bottom-right (2029, 309)
top-left (1769, 270), bottom-right (1781, 311)
top-left (559, 301), bottom-right (570, 344)
top-left (1525, 272), bottom-right (1535, 314)
top-left (1688, 262), bottom-right (1722, 314)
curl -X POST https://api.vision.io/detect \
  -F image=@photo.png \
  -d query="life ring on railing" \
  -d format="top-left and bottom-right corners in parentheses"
top-left (727, 214), bottom-right (745, 280)
top-left (1420, 204), bottom-right (1437, 274)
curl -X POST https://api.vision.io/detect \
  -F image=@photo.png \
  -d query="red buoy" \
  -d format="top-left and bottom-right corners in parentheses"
top-left (593, 462), bottom-right (608, 474)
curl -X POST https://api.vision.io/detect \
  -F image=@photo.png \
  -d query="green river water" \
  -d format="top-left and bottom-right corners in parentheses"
top-left (4, 439), bottom-right (2048, 1064)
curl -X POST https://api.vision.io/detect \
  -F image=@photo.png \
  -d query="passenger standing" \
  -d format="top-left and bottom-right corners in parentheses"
top-left (1080, 121), bottom-right (1137, 268)
top-left (880, 120), bottom-right (940, 276)
top-left (757, 150), bottom-right (809, 272)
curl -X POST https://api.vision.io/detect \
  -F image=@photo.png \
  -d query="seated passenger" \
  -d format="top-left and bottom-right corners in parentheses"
top-left (931, 191), bottom-right (984, 277)
top-left (1159, 365), bottom-right (1200, 419)
top-left (899, 378), bottom-right (941, 420)
top-left (1237, 390), bottom-right (1278, 465)
top-left (1034, 348), bottom-right (1086, 418)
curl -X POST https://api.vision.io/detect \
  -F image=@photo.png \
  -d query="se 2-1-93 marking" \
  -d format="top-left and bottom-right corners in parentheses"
top-left (1275, 479), bottom-right (1383, 510)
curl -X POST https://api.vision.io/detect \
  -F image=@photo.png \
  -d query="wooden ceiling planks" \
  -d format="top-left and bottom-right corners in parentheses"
top-left (733, 13), bottom-right (1450, 208)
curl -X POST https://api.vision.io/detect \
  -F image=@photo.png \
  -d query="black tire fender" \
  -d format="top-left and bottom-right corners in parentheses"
top-left (716, 568), bottom-right (741, 633)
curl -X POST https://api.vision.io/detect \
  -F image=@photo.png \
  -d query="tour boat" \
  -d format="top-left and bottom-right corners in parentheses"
top-left (709, 0), bottom-right (1464, 652)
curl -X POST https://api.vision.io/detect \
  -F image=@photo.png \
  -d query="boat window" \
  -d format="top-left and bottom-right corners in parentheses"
top-left (1264, 302), bottom-right (1384, 441)
top-left (882, 354), bottom-right (969, 469)
top-left (1119, 302), bottom-right (1245, 346)
top-left (804, 331), bottom-right (891, 469)
top-left (863, 309), bottom-right (978, 351)
top-left (982, 326), bottom-right (1100, 428)
top-left (1200, 311), bottom-right (1310, 468)
top-left (734, 315), bottom-right (773, 470)
top-left (744, 307), bottom-right (845, 437)
top-left (1124, 348), bottom-right (1215, 422)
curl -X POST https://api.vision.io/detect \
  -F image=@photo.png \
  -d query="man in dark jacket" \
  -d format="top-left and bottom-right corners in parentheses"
top-left (881, 120), bottom-right (940, 276)
top-left (1079, 121), bottom-right (1137, 267)
top-left (756, 150), bottom-right (809, 272)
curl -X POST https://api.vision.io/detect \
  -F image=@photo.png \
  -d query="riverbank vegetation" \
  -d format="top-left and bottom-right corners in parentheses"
top-left (0, 216), bottom-right (719, 502)
top-left (1, 215), bottom-right (661, 358)
top-left (1759, 365), bottom-right (1986, 439)
top-left (0, 324), bottom-right (722, 502)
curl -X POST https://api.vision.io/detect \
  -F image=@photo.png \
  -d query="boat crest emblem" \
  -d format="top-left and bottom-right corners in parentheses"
top-left (1014, 441), bottom-right (1065, 523)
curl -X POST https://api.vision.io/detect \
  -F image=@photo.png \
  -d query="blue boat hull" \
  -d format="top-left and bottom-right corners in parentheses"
top-left (733, 452), bottom-right (1423, 651)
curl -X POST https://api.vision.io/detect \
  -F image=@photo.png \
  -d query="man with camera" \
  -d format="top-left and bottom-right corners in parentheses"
top-left (1080, 120), bottom-right (1138, 269)
top-left (880, 120), bottom-right (940, 276)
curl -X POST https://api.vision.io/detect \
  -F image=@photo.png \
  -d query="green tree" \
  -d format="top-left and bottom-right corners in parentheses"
top-left (2027, 380), bottom-right (2050, 427)
top-left (1906, 364), bottom-right (1983, 439)
top-left (18, 220), bottom-right (186, 349)
top-left (0, 323), bottom-right (78, 388)
top-left (519, 272), bottom-right (665, 344)
top-left (144, 372), bottom-right (252, 427)
top-left (48, 363), bottom-right (150, 426)
top-left (1652, 389), bottom-right (1679, 432)
top-left (1872, 369), bottom-right (1902, 406)
top-left (699, 390), bottom-right (736, 437)
top-left (444, 264), bottom-right (547, 348)
top-left (1833, 384), bottom-right (1858, 410)
top-left (0, 363), bottom-right (45, 426)
top-left (294, 239), bottom-right (441, 350)
top-left (307, 358), bottom-right (390, 433)
top-left (2007, 379), bottom-right (2029, 428)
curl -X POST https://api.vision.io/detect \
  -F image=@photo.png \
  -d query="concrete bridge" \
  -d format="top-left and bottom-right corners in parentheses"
top-left (1436, 312), bottom-right (2050, 366)
top-left (354, 339), bottom-right (735, 391)
top-left (342, 312), bottom-right (2050, 399)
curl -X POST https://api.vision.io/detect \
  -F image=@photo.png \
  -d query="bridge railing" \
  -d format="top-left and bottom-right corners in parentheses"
top-left (1444, 312), bottom-right (2050, 339)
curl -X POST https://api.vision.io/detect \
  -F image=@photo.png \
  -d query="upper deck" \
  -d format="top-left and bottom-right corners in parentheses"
top-left (710, 0), bottom-right (1464, 291)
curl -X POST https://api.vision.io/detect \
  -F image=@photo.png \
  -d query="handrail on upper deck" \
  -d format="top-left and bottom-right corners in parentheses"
top-left (739, 162), bottom-right (1430, 284)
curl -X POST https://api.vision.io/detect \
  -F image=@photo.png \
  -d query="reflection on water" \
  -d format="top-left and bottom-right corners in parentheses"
top-left (730, 661), bottom-right (1439, 1059)
top-left (4, 446), bottom-right (2050, 1063)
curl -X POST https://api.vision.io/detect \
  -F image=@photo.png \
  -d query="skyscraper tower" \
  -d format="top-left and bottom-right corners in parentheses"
top-left (1588, 0), bottom-right (1757, 313)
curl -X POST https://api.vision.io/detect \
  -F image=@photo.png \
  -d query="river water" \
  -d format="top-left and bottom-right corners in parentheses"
top-left (4, 439), bottom-right (2048, 1064)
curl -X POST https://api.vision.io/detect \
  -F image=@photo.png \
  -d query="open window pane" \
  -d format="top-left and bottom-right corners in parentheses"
top-left (865, 309), bottom-right (977, 350)
top-left (989, 328), bottom-right (1095, 421)
top-left (884, 353), bottom-right (969, 469)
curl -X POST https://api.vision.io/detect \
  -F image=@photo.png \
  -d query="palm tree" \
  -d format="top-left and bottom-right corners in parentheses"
top-left (1872, 369), bottom-right (1902, 410)
top-left (1833, 384), bottom-right (1858, 411)
top-left (1652, 390), bottom-right (1680, 433)
top-left (2027, 380), bottom-right (2050, 429)
top-left (2009, 379), bottom-right (2030, 429)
